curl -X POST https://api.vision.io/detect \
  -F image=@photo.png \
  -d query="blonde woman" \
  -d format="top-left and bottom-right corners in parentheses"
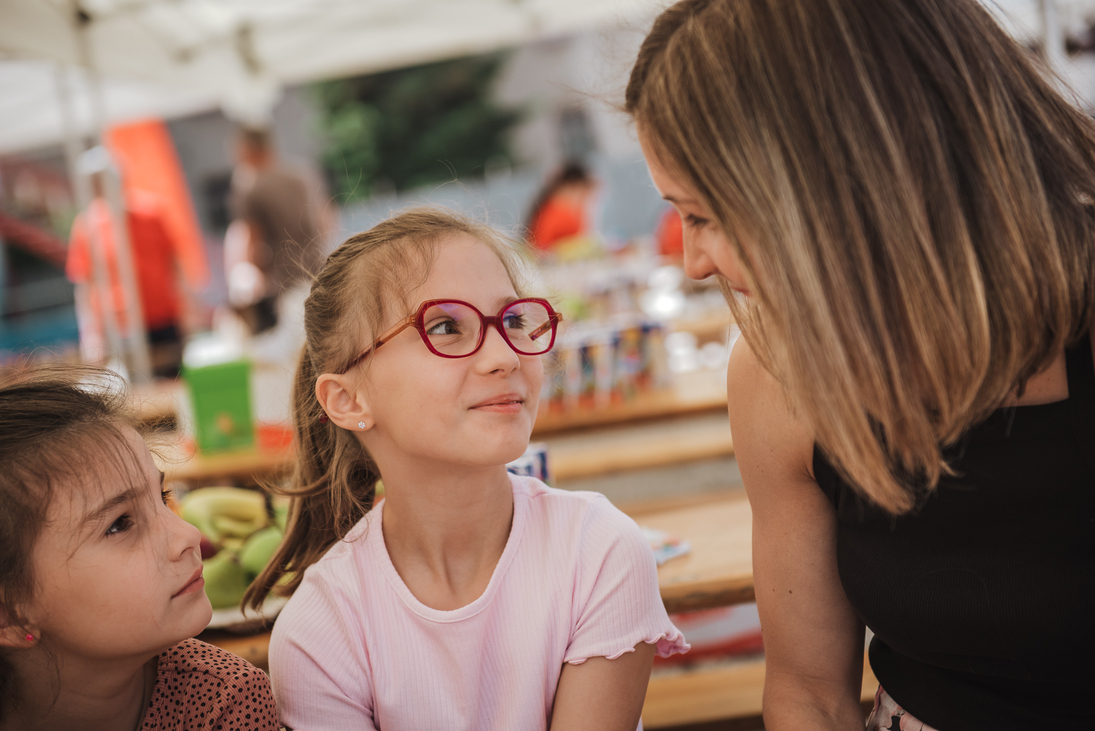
top-left (626, 1), bottom-right (1095, 729)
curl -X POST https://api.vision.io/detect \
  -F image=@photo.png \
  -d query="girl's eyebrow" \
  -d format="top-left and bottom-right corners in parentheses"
top-left (80, 487), bottom-right (141, 531)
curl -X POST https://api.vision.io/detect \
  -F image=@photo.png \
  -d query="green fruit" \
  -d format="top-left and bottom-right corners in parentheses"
top-left (201, 551), bottom-right (249, 609)
top-left (181, 487), bottom-right (267, 544)
top-left (239, 526), bottom-right (283, 578)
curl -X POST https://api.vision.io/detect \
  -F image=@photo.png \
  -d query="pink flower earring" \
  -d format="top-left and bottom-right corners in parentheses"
top-left (358, 422), bottom-right (367, 429)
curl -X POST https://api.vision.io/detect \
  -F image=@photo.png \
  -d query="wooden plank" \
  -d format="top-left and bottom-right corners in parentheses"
top-left (643, 494), bottom-right (754, 615)
top-left (534, 368), bottom-right (727, 434)
top-left (160, 442), bottom-right (293, 485)
top-left (135, 366), bottom-right (728, 436)
top-left (642, 655), bottom-right (879, 729)
top-left (544, 412), bottom-right (734, 482)
top-left (618, 488), bottom-right (742, 520)
top-left (163, 411), bottom-right (735, 486)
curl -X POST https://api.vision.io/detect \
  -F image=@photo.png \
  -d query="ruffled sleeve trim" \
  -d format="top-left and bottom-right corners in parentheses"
top-left (565, 629), bottom-right (691, 666)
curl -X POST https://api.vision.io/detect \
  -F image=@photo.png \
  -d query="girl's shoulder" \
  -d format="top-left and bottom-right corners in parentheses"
top-left (515, 474), bottom-right (618, 518)
top-left (143, 638), bottom-right (277, 729)
top-left (155, 637), bottom-right (263, 681)
top-left (512, 474), bottom-right (644, 547)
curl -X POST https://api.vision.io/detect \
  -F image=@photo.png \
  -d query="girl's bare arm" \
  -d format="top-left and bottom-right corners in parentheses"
top-left (549, 642), bottom-right (656, 731)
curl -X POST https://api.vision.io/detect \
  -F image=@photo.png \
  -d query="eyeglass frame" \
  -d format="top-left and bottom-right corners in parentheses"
top-left (336, 297), bottom-right (563, 374)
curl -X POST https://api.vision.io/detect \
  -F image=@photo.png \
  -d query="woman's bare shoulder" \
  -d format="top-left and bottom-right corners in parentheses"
top-left (726, 338), bottom-right (816, 489)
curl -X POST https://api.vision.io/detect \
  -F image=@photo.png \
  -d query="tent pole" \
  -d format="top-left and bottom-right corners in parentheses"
top-left (72, 3), bottom-right (154, 383)
top-left (54, 63), bottom-right (125, 369)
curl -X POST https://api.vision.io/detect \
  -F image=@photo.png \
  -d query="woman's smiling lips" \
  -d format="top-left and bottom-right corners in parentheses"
top-left (469, 393), bottom-right (525, 413)
top-left (172, 566), bottom-right (205, 599)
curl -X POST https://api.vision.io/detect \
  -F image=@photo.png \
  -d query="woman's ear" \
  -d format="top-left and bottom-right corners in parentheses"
top-left (315, 373), bottom-right (374, 432)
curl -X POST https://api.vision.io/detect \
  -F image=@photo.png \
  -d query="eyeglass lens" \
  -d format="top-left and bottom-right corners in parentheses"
top-left (422, 300), bottom-right (554, 356)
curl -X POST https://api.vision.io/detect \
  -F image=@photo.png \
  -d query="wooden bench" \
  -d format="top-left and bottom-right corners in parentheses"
top-left (643, 654), bottom-right (879, 729)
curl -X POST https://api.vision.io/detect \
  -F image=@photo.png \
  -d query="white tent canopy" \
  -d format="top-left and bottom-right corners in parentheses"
top-left (4, 0), bottom-right (1095, 155)
top-left (0, 0), bottom-right (666, 154)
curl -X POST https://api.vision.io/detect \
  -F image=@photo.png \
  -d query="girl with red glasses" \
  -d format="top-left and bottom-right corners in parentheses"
top-left (247, 207), bottom-right (687, 730)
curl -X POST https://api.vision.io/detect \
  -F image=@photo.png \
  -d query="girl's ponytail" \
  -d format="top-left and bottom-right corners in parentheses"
top-left (244, 347), bottom-right (379, 610)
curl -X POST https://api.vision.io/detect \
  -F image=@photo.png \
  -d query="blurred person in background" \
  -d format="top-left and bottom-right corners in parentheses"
top-left (524, 161), bottom-right (599, 257)
top-left (67, 163), bottom-right (200, 379)
top-left (654, 208), bottom-right (683, 261)
top-left (627, 1), bottom-right (1095, 730)
top-left (226, 126), bottom-right (328, 336)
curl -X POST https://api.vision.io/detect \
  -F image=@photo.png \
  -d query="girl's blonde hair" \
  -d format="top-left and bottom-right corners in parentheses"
top-left (246, 207), bottom-right (529, 608)
top-left (627, 0), bottom-right (1095, 512)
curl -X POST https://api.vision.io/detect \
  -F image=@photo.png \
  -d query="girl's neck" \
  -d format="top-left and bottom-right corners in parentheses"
top-left (3, 651), bottom-right (155, 731)
top-left (380, 465), bottom-right (515, 611)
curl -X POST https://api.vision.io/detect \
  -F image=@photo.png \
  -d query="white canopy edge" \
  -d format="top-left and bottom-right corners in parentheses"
top-left (0, 0), bottom-right (666, 154)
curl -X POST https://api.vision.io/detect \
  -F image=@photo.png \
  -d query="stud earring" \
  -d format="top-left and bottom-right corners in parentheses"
top-left (24, 633), bottom-right (34, 643)
top-left (358, 422), bottom-right (367, 430)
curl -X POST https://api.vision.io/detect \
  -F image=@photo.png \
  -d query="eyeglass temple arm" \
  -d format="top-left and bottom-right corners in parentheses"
top-left (529, 312), bottom-right (562, 341)
top-left (338, 315), bottom-right (416, 373)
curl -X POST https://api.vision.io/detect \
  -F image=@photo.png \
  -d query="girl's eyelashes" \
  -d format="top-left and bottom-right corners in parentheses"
top-left (684, 214), bottom-right (709, 229)
top-left (106, 513), bottom-right (134, 537)
top-left (104, 488), bottom-right (172, 537)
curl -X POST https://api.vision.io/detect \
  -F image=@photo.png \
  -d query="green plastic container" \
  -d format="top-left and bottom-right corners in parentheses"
top-left (183, 359), bottom-right (255, 453)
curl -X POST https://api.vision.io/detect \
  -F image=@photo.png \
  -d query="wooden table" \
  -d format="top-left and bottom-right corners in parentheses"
top-left (162, 406), bottom-right (735, 487)
top-left (642, 654), bottom-right (879, 729)
top-left (632, 493), bottom-right (753, 613)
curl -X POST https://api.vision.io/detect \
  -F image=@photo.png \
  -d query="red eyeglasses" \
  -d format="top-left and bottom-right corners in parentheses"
top-left (338, 298), bottom-right (563, 374)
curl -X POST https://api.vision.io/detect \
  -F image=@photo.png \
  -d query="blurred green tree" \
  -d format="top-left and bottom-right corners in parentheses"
top-left (314, 52), bottom-right (520, 203)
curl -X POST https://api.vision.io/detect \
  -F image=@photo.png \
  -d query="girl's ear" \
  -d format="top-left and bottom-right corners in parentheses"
top-left (315, 373), bottom-right (374, 432)
top-left (0, 605), bottom-right (36, 650)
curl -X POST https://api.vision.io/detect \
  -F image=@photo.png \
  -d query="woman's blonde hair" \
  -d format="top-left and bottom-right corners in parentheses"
top-left (627, 0), bottom-right (1095, 512)
top-left (246, 207), bottom-right (529, 609)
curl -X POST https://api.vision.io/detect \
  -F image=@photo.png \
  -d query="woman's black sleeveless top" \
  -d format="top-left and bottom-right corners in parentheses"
top-left (813, 334), bottom-right (1095, 730)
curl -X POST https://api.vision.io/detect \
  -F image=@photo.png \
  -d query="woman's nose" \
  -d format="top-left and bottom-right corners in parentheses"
top-left (683, 241), bottom-right (718, 280)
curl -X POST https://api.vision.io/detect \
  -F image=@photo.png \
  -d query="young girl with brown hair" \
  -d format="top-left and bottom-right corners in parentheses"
top-left (0, 366), bottom-right (277, 731)
top-left (247, 207), bottom-right (686, 730)
top-left (627, 0), bottom-right (1094, 729)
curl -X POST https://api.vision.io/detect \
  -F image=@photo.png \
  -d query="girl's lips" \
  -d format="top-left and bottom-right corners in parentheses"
top-left (470, 394), bottom-right (524, 410)
top-left (470, 399), bottom-right (524, 414)
top-left (173, 568), bottom-right (205, 598)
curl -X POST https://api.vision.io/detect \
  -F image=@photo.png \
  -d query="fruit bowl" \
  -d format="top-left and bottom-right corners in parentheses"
top-left (179, 486), bottom-right (293, 632)
top-left (205, 594), bottom-right (289, 634)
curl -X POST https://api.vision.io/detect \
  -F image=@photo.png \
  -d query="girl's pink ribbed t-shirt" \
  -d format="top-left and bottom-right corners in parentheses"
top-left (269, 474), bottom-right (688, 730)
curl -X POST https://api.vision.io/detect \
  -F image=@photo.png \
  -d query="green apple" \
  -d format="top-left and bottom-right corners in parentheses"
top-left (201, 551), bottom-right (249, 609)
top-left (239, 526), bottom-right (283, 579)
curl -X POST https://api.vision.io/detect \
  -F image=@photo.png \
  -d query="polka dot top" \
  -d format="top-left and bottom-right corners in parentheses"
top-left (140, 638), bottom-right (278, 730)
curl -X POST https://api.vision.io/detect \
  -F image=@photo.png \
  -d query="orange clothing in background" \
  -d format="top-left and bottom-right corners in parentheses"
top-left (67, 196), bottom-right (181, 332)
top-left (528, 198), bottom-right (587, 252)
top-left (657, 208), bottom-right (684, 257)
top-left (106, 120), bottom-right (208, 290)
